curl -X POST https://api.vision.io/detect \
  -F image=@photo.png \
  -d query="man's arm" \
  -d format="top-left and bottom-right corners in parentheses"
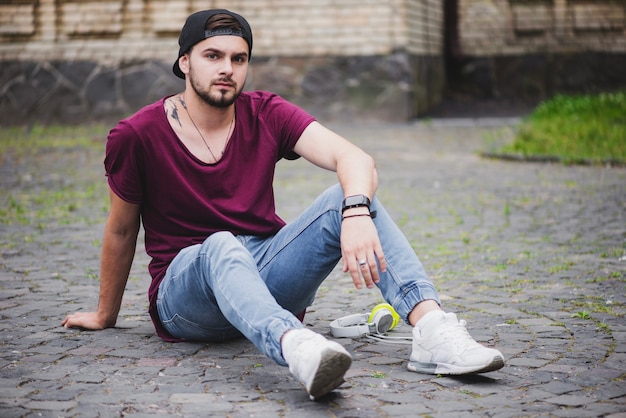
top-left (62, 188), bottom-right (140, 330)
top-left (293, 121), bottom-right (386, 290)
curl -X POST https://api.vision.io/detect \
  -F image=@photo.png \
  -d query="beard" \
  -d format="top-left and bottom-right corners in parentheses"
top-left (188, 65), bottom-right (243, 108)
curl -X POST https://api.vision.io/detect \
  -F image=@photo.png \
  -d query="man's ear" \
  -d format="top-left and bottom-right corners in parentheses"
top-left (178, 54), bottom-right (190, 76)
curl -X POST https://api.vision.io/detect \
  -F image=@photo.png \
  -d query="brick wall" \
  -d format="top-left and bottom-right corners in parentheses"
top-left (448, 0), bottom-right (626, 105)
top-left (0, 0), bottom-right (438, 62)
top-left (1, 0), bottom-right (616, 61)
top-left (0, 0), bottom-right (445, 124)
top-left (458, 0), bottom-right (626, 56)
top-left (407, 0), bottom-right (444, 55)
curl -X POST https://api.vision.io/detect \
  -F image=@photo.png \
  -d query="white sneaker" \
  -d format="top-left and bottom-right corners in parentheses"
top-left (408, 311), bottom-right (505, 375)
top-left (282, 328), bottom-right (352, 400)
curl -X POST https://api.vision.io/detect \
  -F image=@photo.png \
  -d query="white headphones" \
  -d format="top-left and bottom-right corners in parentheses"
top-left (329, 303), bottom-right (401, 338)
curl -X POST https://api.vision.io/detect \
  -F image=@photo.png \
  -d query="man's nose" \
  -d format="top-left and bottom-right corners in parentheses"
top-left (219, 59), bottom-right (233, 76)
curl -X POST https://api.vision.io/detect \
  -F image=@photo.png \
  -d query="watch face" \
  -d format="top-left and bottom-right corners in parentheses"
top-left (345, 196), bottom-right (365, 206)
top-left (344, 195), bottom-right (370, 208)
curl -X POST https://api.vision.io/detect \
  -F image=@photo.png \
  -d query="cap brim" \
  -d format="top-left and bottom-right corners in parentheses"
top-left (173, 58), bottom-right (185, 79)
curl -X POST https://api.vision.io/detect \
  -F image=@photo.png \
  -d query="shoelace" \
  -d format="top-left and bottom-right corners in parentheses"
top-left (436, 319), bottom-right (478, 350)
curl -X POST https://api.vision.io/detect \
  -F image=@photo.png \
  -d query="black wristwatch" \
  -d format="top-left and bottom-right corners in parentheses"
top-left (342, 194), bottom-right (371, 213)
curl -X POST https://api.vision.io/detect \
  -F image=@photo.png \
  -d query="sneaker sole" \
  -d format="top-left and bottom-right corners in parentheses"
top-left (307, 348), bottom-right (352, 400)
top-left (408, 355), bottom-right (504, 375)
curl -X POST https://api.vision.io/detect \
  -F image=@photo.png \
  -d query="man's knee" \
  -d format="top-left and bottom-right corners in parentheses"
top-left (205, 230), bottom-right (237, 244)
top-left (202, 231), bottom-right (253, 263)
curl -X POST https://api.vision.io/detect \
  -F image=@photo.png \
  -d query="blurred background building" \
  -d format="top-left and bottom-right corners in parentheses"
top-left (0, 0), bottom-right (624, 125)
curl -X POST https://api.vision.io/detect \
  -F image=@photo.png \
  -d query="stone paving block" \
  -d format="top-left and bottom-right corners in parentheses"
top-left (537, 363), bottom-right (589, 374)
top-left (365, 355), bottom-right (405, 366)
top-left (517, 317), bottom-right (559, 326)
top-left (507, 357), bottom-right (553, 368)
top-left (537, 380), bottom-right (584, 395)
top-left (576, 365), bottom-right (624, 384)
top-left (380, 402), bottom-right (432, 416)
top-left (19, 353), bottom-right (65, 364)
top-left (170, 394), bottom-right (233, 412)
top-left (0, 406), bottom-right (29, 418)
top-left (584, 406), bottom-right (626, 418)
top-left (596, 382), bottom-right (626, 401)
top-left (274, 404), bottom-right (342, 418)
top-left (545, 393), bottom-right (596, 407)
top-left (457, 381), bottom-right (506, 396)
top-left (23, 399), bottom-right (77, 411)
top-left (105, 348), bottom-right (151, 359)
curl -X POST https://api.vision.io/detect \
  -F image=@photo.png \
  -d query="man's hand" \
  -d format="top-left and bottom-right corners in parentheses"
top-left (292, 121), bottom-right (385, 288)
top-left (61, 189), bottom-right (140, 332)
top-left (340, 215), bottom-right (387, 289)
top-left (62, 311), bottom-right (113, 330)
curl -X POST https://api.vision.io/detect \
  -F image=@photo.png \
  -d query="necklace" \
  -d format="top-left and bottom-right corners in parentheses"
top-left (182, 95), bottom-right (234, 162)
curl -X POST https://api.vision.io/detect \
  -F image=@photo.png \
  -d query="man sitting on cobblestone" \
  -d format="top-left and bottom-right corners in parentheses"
top-left (62, 9), bottom-right (504, 400)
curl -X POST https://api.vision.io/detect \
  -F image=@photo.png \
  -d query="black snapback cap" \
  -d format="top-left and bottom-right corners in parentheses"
top-left (173, 9), bottom-right (253, 79)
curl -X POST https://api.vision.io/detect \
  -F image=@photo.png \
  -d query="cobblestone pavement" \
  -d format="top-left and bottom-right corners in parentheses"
top-left (1, 119), bottom-right (625, 417)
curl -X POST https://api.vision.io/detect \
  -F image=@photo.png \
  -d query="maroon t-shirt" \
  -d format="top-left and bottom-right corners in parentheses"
top-left (104, 91), bottom-right (316, 340)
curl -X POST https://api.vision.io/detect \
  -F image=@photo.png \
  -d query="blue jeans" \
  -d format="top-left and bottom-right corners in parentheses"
top-left (156, 184), bottom-right (440, 365)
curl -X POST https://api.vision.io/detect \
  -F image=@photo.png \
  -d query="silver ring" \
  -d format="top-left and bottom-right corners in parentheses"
top-left (358, 259), bottom-right (367, 267)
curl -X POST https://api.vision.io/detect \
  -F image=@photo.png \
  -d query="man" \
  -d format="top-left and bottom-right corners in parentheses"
top-left (62, 9), bottom-right (504, 400)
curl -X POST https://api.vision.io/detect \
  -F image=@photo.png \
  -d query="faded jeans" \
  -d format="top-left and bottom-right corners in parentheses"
top-left (156, 184), bottom-right (440, 365)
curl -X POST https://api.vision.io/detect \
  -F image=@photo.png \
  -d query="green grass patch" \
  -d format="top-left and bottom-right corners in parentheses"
top-left (0, 124), bottom-right (109, 228)
top-left (0, 124), bottom-right (107, 157)
top-left (486, 91), bottom-right (626, 165)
